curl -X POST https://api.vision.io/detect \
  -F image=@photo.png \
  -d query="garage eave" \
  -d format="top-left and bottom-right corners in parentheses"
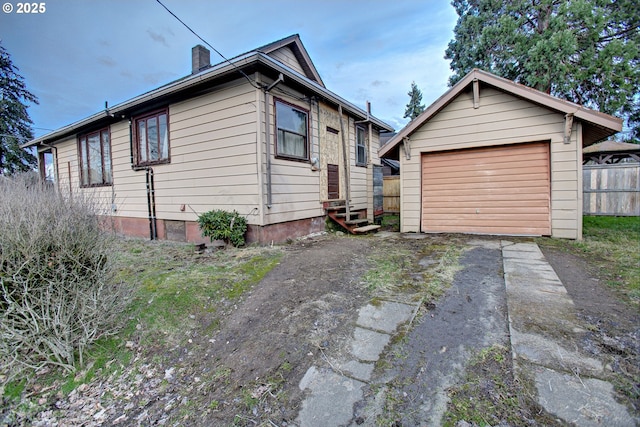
top-left (379, 69), bottom-right (623, 159)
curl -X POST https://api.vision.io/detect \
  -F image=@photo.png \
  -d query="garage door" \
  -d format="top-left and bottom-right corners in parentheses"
top-left (421, 142), bottom-right (551, 235)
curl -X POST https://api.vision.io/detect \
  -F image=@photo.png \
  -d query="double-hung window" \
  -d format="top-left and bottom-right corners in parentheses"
top-left (356, 125), bottom-right (367, 166)
top-left (78, 127), bottom-right (112, 187)
top-left (39, 150), bottom-right (56, 184)
top-left (275, 100), bottom-right (308, 161)
top-left (134, 108), bottom-right (169, 166)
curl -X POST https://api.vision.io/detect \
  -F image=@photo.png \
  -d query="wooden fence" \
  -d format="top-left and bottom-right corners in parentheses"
top-left (583, 163), bottom-right (640, 216)
top-left (383, 176), bottom-right (400, 213)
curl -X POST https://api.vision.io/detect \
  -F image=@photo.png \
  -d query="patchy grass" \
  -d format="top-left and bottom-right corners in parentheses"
top-left (239, 360), bottom-right (292, 416)
top-left (59, 335), bottom-right (132, 395)
top-left (424, 243), bottom-right (465, 300)
top-left (114, 240), bottom-right (282, 349)
top-left (362, 246), bottom-right (413, 294)
top-left (363, 239), bottom-right (464, 303)
top-left (380, 213), bottom-right (400, 232)
top-left (537, 216), bottom-right (640, 305)
top-left (442, 345), bottom-right (562, 427)
top-left (1, 238), bottom-right (282, 421)
top-left (2, 380), bottom-right (25, 400)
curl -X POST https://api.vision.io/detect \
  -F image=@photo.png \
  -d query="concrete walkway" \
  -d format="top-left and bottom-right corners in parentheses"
top-left (502, 241), bottom-right (636, 427)
top-left (294, 238), bottom-right (637, 426)
top-left (296, 300), bottom-right (418, 426)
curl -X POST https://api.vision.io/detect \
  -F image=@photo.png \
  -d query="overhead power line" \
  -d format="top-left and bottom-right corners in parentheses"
top-left (155, 0), bottom-right (260, 89)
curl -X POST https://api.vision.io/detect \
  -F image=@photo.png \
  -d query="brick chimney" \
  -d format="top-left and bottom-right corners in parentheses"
top-left (192, 45), bottom-right (210, 74)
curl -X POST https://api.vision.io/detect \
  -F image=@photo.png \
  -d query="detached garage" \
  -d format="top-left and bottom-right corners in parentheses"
top-left (380, 69), bottom-right (622, 240)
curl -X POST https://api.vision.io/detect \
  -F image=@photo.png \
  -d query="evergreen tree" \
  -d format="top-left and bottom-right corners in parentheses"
top-left (404, 81), bottom-right (426, 120)
top-left (0, 42), bottom-right (38, 174)
top-left (445, 0), bottom-right (640, 138)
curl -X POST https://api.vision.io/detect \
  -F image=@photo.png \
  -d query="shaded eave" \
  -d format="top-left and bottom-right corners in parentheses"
top-left (25, 52), bottom-right (392, 148)
top-left (379, 69), bottom-right (623, 160)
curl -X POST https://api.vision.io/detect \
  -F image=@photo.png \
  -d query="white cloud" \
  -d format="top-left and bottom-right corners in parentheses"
top-left (1, 0), bottom-right (460, 135)
top-left (323, 44), bottom-right (453, 131)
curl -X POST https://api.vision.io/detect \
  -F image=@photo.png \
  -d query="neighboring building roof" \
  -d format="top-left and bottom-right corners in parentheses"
top-left (25, 35), bottom-right (392, 148)
top-left (379, 69), bottom-right (623, 159)
top-left (583, 140), bottom-right (640, 164)
top-left (582, 140), bottom-right (640, 154)
top-left (381, 158), bottom-right (400, 174)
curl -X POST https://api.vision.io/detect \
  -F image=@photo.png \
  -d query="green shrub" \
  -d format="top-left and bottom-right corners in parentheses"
top-left (198, 210), bottom-right (248, 247)
top-left (0, 173), bottom-right (131, 380)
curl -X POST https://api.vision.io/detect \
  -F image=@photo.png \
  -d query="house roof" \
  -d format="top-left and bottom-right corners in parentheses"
top-left (379, 69), bottom-right (623, 159)
top-left (25, 35), bottom-right (392, 148)
top-left (379, 131), bottom-right (397, 147)
top-left (255, 34), bottom-right (325, 87)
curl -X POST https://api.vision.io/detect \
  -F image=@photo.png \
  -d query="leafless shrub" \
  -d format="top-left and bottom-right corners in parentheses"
top-left (0, 173), bottom-right (131, 380)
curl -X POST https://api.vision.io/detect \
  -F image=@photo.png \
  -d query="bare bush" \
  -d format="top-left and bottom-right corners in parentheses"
top-left (0, 174), bottom-right (131, 379)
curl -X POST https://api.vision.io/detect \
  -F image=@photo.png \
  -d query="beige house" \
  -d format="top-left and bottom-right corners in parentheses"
top-left (27, 35), bottom-right (393, 244)
top-left (379, 69), bottom-right (622, 240)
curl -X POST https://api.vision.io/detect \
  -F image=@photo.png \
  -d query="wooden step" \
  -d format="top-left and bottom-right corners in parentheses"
top-left (323, 200), bottom-right (347, 209)
top-left (335, 212), bottom-right (363, 219)
top-left (353, 224), bottom-right (381, 233)
top-left (345, 218), bottom-right (370, 225)
top-left (326, 207), bottom-right (375, 235)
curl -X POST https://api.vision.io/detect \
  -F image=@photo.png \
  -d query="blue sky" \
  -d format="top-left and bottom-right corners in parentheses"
top-left (1, 0), bottom-right (459, 137)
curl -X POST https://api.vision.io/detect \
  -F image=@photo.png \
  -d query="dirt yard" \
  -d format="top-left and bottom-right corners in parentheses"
top-left (3, 232), bottom-right (639, 426)
top-left (541, 246), bottom-right (640, 414)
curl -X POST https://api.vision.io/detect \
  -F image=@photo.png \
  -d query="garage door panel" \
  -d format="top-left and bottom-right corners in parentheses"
top-left (423, 179), bottom-right (550, 192)
top-left (426, 159), bottom-right (549, 175)
top-left (429, 145), bottom-right (548, 163)
top-left (421, 142), bottom-right (551, 235)
top-left (423, 202), bottom-right (549, 211)
top-left (426, 220), bottom-right (552, 229)
top-left (425, 159), bottom-right (548, 173)
top-left (423, 186), bottom-right (550, 198)
top-left (426, 213), bottom-right (550, 223)
top-left (425, 206), bottom-right (550, 214)
top-left (433, 142), bottom-right (548, 156)
top-left (425, 171), bottom-right (550, 185)
top-left (425, 224), bottom-right (549, 235)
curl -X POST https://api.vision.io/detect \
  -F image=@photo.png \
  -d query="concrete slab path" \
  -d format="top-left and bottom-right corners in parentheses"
top-left (503, 241), bottom-right (636, 427)
top-left (294, 237), bottom-right (637, 426)
top-left (296, 300), bottom-right (418, 427)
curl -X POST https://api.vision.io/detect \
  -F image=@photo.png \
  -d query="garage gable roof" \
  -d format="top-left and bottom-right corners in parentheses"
top-left (379, 69), bottom-right (623, 158)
